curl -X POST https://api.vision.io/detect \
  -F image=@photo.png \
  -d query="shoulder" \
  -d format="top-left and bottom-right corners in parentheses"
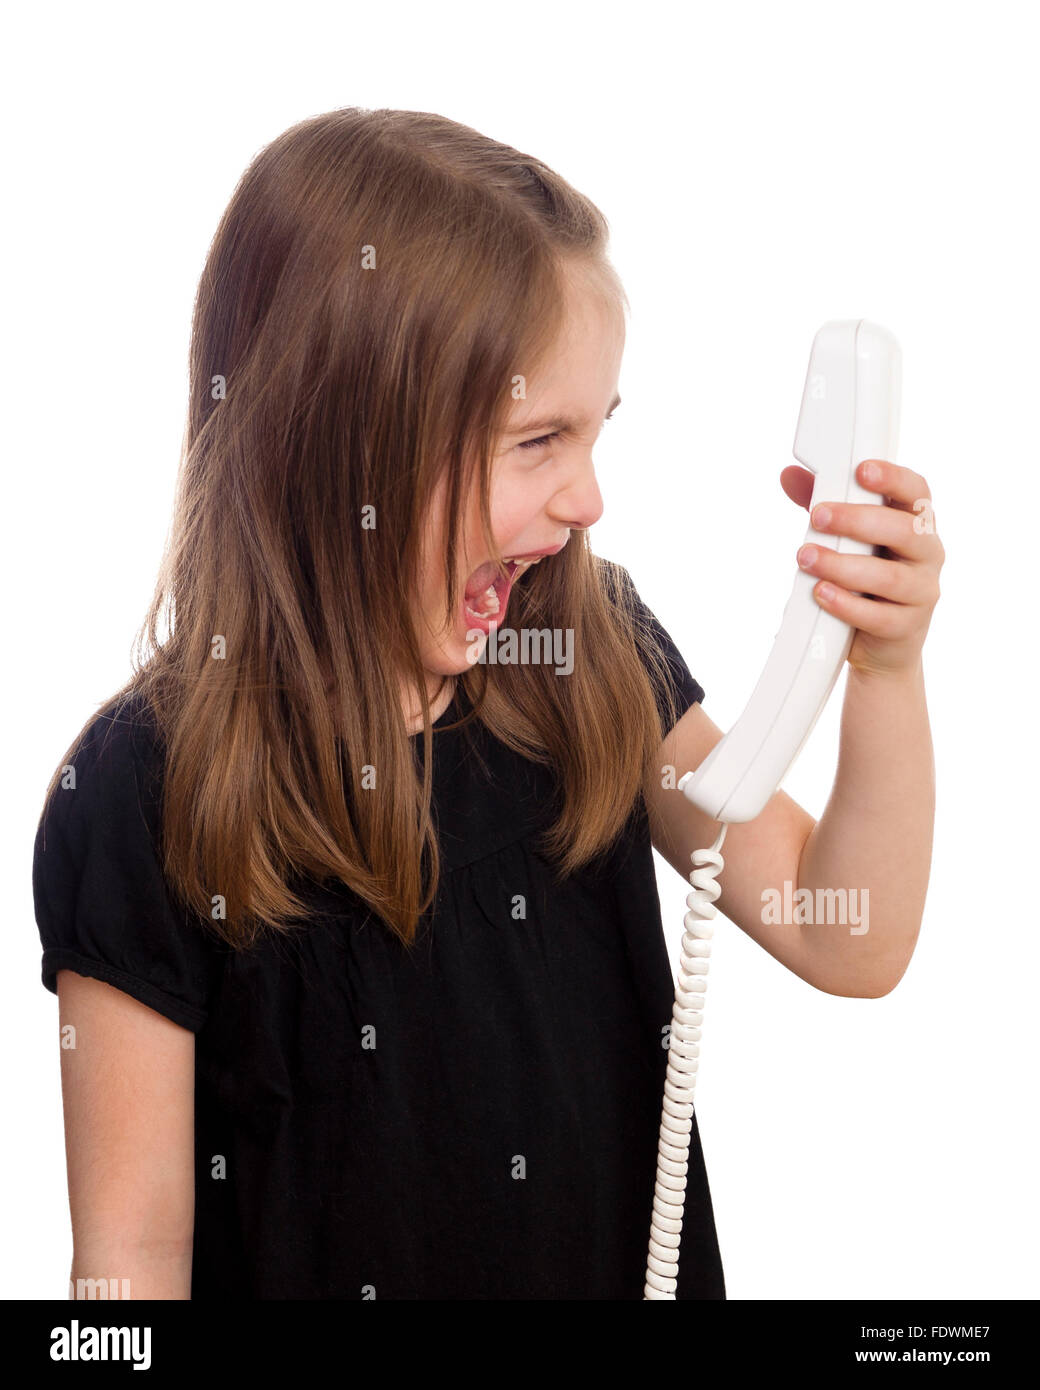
top-left (592, 554), bottom-right (706, 724)
top-left (36, 689), bottom-right (165, 856)
top-left (594, 554), bottom-right (634, 603)
top-left (32, 688), bottom-right (225, 1033)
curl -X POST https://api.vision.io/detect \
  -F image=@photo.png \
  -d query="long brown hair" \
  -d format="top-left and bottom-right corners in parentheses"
top-left (39, 107), bottom-right (683, 948)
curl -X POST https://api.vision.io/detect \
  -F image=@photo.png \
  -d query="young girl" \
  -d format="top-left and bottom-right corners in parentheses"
top-left (32, 107), bottom-right (941, 1301)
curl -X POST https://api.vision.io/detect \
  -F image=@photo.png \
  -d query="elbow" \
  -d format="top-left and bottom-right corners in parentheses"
top-left (840, 976), bottom-right (903, 1000)
top-left (802, 918), bottom-right (920, 999)
top-left (820, 957), bottom-right (913, 999)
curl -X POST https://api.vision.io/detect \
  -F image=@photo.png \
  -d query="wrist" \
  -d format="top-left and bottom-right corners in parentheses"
top-left (847, 656), bottom-right (924, 690)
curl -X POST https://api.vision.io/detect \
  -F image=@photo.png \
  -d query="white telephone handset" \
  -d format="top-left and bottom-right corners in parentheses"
top-left (643, 320), bottom-right (902, 1300)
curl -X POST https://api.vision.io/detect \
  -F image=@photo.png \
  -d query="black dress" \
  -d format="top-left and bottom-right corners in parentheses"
top-left (32, 569), bottom-right (726, 1300)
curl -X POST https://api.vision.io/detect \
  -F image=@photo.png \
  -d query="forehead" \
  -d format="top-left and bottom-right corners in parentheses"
top-left (557, 257), bottom-right (626, 343)
top-left (505, 262), bottom-right (625, 431)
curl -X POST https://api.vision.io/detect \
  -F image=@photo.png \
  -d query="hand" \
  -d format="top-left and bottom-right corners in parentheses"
top-left (779, 458), bottom-right (944, 680)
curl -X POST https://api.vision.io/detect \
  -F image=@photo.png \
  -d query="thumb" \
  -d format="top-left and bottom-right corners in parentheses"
top-left (780, 464), bottom-right (815, 513)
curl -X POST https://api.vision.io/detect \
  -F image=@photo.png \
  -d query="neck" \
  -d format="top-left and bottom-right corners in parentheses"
top-left (401, 673), bottom-right (457, 734)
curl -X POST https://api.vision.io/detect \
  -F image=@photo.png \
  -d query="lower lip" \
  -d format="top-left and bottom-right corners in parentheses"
top-left (461, 565), bottom-right (517, 633)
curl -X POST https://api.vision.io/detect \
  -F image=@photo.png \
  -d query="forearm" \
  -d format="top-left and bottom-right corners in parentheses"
top-left (796, 658), bottom-right (935, 996)
top-left (69, 1240), bottom-right (193, 1299)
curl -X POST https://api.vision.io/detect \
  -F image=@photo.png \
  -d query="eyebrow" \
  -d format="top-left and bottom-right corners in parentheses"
top-left (505, 392), bottom-right (621, 437)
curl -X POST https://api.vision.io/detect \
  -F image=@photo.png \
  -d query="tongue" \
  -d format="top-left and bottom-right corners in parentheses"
top-left (464, 561), bottom-right (501, 599)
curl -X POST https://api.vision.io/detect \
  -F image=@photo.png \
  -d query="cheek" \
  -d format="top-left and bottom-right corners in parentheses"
top-left (488, 467), bottom-right (544, 542)
top-left (453, 461), bottom-right (544, 591)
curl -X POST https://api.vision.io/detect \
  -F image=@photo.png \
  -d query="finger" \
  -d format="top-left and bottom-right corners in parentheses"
top-left (855, 459), bottom-right (936, 529)
top-left (780, 464), bottom-right (814, 511)
top-left (812, 582), bottom-right (920, 639)
top-left (797, 544), bottom-right (940, 607)
top-left (810, 500), bottom-right (936, 560)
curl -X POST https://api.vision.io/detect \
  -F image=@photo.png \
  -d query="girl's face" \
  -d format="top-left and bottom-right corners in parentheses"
top-left (404, 260), bottom-right (624, 727)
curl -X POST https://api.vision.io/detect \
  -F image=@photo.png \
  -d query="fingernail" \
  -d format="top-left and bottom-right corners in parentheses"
top-left (817, 582), bottom-right (835, 601)
top-left (861, 461), bottom-right (880, 483)
top-left (813, 504), bottom-right (832, 528)
top-left (798, 545), bottom-right (817, 569)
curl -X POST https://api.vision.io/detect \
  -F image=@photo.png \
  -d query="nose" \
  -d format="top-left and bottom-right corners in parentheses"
top-left (548, 458), bottom-right (604, 532)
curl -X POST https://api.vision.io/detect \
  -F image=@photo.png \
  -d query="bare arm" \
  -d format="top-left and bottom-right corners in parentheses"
top-left (795, 660), bottom-right (934, 995)
top-left (645, 682), bottom-right (931, 999)
top-left (644, 701), bottom-right (824, 986)
top-left (646, 457), bottom-right (940, 999)
top-left (56, 970), bottom-right (196, 1299)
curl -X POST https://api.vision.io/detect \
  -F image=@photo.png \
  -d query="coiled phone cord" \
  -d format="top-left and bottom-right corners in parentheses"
top-left (643, 820), bottom-right (728, 1300)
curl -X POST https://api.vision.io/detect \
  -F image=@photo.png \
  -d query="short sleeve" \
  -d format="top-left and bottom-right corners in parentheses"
top-left (32, 698), bottom-right (227, 1033)
top-left (606, 561), bottom-right (705, 733)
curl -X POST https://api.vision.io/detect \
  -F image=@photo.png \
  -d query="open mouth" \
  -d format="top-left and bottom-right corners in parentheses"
top-left (462, 554), bottom-right (545, 626)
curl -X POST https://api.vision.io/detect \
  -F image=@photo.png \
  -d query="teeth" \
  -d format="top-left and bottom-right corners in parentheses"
top-left (465, 584), bottom-right (500, 621)
top-left (464, 555), bottom-right (547, 623)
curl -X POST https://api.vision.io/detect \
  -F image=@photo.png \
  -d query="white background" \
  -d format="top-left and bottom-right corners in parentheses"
top-left (5, 0), bottom-right (1037, 1302)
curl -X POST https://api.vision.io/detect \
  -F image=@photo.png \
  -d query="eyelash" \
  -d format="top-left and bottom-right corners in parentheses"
top-left (517, 411), bottom-right (615, 452)
top-left (517, 432), bottom-right (560, 451)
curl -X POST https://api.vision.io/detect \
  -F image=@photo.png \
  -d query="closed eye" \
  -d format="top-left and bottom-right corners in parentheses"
top-left (517, 431), bottom-right (561, 451)
top-left (516, 410), bottom-right (615, 452)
